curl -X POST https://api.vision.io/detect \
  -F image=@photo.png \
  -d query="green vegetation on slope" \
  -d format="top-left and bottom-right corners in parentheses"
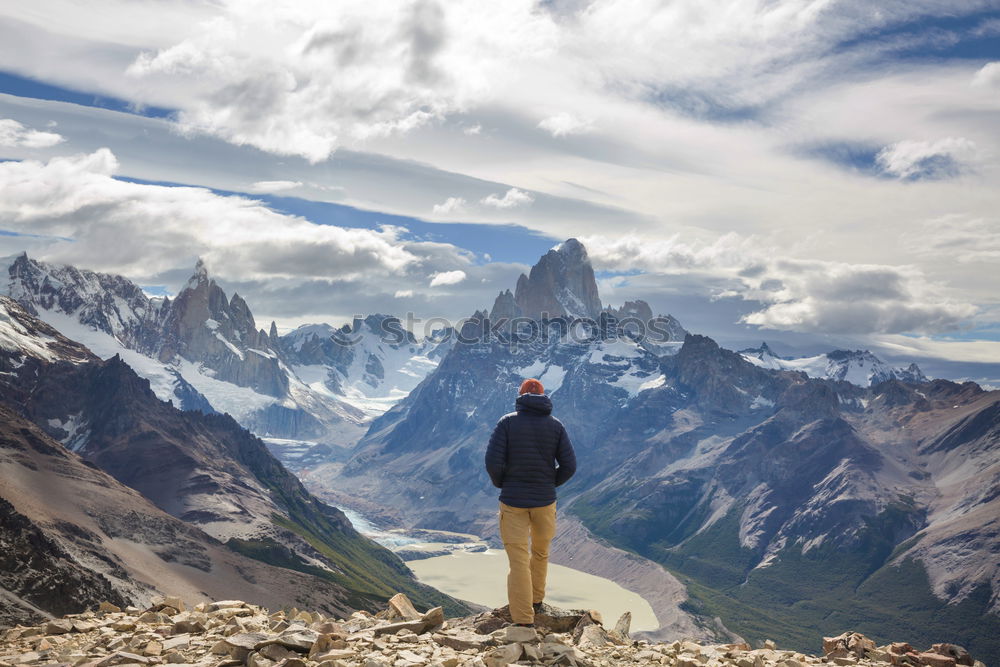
top-left (228, 512), bottom-right (468, 618)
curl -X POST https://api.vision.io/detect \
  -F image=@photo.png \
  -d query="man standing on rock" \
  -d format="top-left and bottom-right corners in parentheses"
top-left (485, 378), bottom-right (578, 627)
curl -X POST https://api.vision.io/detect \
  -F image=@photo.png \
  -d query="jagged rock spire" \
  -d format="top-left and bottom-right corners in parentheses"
top-left (513, 238), bottom-right (602, 320)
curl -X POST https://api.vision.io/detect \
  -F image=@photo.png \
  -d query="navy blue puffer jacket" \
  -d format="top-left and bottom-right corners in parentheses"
top-left (484, 393), bottom-right (577, 508)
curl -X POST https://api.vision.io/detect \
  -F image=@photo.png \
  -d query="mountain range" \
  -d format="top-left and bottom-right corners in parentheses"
top-left (323, 240), bottom-right (999, 661)
top-left (2, 240), bottom-right (997, 664)
top-left (0, 294), bottom-right (465, 625)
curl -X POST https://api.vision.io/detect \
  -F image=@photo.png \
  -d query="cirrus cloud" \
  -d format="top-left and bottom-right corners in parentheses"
top-left (249, 179), bottom-right (302, 192)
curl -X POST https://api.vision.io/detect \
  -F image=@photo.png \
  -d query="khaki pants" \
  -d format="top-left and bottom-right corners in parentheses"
top-left (498, 501), bottom-right (557, 624)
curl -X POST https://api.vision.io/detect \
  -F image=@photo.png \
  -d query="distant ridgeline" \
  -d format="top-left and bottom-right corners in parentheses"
top-left (2, 241), bottom-right (998, 663)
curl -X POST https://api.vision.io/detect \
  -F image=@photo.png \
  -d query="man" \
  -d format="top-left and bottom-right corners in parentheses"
top-left (484, 378), bottom-right (577, 627)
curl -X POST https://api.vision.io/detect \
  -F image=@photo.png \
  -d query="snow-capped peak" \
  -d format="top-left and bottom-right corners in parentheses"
top-left (740, 344), bottom-right (927, 387)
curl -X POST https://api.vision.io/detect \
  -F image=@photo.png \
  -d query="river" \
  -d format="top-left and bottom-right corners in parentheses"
top-left (342, 509), bottom-right (658, 632)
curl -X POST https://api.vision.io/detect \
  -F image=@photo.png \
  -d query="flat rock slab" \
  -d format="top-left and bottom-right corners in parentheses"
top-left (225, 633), bottom-right (271, 649)
top-left (432, 631), bottom-right (494, 651)
top-left (96, 651), bottom-right (151, 666)
top-left (505, 626), bottom-right (537, 643)
top-left (257, 629), bottom-right (320, 652)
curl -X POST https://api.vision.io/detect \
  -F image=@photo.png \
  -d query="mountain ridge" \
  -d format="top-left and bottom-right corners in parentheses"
top-left (0, 295), bottom-right (468, 625)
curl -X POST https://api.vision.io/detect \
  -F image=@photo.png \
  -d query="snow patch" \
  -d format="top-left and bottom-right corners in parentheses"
top-left (0, 301), bottom-right (60, 362)
top-left (214, 332), bottom-right (245, 360)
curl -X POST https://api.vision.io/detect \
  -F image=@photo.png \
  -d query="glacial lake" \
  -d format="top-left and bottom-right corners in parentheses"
top-left (343, 509), bottom-right (659, 632)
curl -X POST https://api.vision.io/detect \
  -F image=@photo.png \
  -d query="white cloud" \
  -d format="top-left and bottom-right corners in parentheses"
top-left (463, 124), bottom-right (482, 135)
top-left (432, 196), bottom-right (467, 214)
top-left (0, 118), bottom-right (64, 148)
top-left (581, 233), bottom-right (976, 335)
top-left (250, 179), bottom-right (302, 192)
top-left (394, 289), bottom-right (414, 298)
top-left (91, 0), bottom-right (987, 164)
top-left (428, 269), bottom-right (466, 287)
top-left (0, 148), bottom-right (426, 282)
top-left (875, 137), bottom-right (976, 180)
top-left (481, 187), bottom-right (534, 209)
top-left (119, 0), bottom-right (556, 162)
top-left (537, 112), bottom-right (591, 137)
top-left (971, 61), bottom-right (1000, 90)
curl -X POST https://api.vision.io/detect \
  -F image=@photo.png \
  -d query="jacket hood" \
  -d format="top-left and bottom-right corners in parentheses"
top-left (516, 392), bottom-right (553, 415)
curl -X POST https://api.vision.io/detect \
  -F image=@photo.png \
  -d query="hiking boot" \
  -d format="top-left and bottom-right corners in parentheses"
top-left (532, 601), bottom-right (543, 613)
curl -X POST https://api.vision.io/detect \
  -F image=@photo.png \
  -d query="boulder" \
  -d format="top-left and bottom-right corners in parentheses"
top-left (387, 594), bottom-right (422, 621)
top-left (824, 632), bottom-right (876, 660)
top-left (485, 643), bottom-right (523, 667)
top-left (571, 612), bottom-right (601, 644)
top-left (522, 643), bottom-right (544, 661)
top-left (611, 612), bottom-right (631, 642)
top-left (224, 632), bottom-right (270, 661)
top-left (310, 633), bottom-right (349, 657)
top-left (490, 604), bottom-right (587, 633)
top-left (43, 619), bottom-right (74, 635)
top-left (576, 624), bottom-right (610, 649)
top-left (505, 626), bottom-right (538, 643)
top-left (421, 606), bottom-right (444, 630)
top-left (930, 644), bottom-right (973, 666)
top-left (918, 653), bottom-right (957, 667)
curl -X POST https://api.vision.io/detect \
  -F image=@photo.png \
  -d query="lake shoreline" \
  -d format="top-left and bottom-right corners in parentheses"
top-left (341, 507), bottom-right (659, 633)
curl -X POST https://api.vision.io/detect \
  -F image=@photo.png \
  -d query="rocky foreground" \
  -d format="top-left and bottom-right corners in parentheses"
top-left (0, 595), bottom-right (987, 667)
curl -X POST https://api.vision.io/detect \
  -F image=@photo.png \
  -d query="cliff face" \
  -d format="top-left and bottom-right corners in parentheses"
top-left (513, 239), bottom-right (603, 320)
top-left (156, 260), bottom-right (288, 397)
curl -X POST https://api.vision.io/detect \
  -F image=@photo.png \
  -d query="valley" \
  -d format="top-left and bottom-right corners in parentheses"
top-left (2, 239), bottom-right (998, 664)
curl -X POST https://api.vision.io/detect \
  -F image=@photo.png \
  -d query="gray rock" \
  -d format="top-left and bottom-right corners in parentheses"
top-left (44, 620), bottom-right (74, 635)
top-left (432, 631), bottom-right (494, 651)
top-left (225, 633), bottom-right (270, 650)
top-left (258, 628), bottom-right (320, 652)
top-left (612, 612), bottom-right (631, 641)
top-left (373, 620), bottom-right (427, 637)
top-left (576, 624), bottom-right (610, 649)
top-left (387, 594), bottom-right (422, 621)
top-left (161, 635), bottom-right (190, 651)
top-left (485, 643), bottom-right (522, 667)
top-left (96, 651), bottom-right (151, 666)
top-left (504, 626), bottom-right (537, 643)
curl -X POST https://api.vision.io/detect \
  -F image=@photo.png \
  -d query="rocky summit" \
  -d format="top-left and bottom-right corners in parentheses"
top-left (0, 594), bottom-right (987, 667)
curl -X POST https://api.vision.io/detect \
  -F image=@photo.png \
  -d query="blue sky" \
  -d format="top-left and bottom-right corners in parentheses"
top-left (0, 0), bottom-right (998, 384)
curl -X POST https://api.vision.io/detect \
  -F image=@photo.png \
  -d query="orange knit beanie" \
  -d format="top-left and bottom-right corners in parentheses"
top-left (519, 378), bottom-right (544, 395)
